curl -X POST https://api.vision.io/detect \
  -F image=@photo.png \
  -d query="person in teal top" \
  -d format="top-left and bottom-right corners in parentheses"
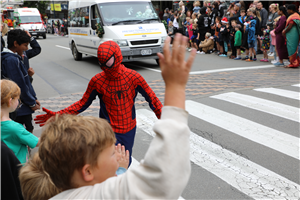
top-left (234, 24), bottom-right (243, 60)
top-left (1, 79), bottom-right (39, 164)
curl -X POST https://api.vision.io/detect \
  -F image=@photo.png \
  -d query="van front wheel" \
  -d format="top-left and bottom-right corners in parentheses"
top-left (72, 43), bottom-right (82, 61)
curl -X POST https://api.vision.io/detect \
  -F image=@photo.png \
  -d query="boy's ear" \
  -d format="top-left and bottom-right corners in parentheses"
top-left (81, 164), bottom-right (94, 182)
top-left (13, 41), bottom-right (18, 47)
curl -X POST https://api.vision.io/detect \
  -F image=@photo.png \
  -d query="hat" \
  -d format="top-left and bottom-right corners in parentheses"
top-left (221, 17), bottom-right (228, 23)
top-left (235, 3), bottom-right (241, 8)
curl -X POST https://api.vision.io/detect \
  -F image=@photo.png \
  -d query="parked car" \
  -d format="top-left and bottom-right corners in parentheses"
top-left (47, 19), bottom-right (63, 34)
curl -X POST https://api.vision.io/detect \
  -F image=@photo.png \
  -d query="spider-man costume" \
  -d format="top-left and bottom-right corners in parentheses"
top-left (34, 41), bottom-right (162, 165)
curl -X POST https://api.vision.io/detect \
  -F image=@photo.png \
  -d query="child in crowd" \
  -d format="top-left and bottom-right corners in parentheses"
top-left (193, 1), bottom-right (201, 14)
top-left (219, 17), bottom-right (230, 57)
top-left (19, 34), bottom-right (195, 200)
top-left (1, 79), bottom-right (39, 164)
top-left (234, 25), bottom-right (243, 60)
top-left (168, 21), bottom-right (174, 43)
top-left (187, 19), bottom-right (194, 51)
top-left (191, 23), bottom-right (199, 51)
top-left (184, 17), bottom-right (191, 51)
top-left (1, 29), bottom-right (40, 134)
top-left (229, 20), bottom-right (237, 59)
top-left (260, 26), bottom-right (270, 62)
top-left (192, 13), bottom-right (198, 24)
top-left (245, 18), bottom-right (256, 61)
top-left (214, 16), bottom-right (221, 55)
top-left (238, 10), bottom-right (247, 25)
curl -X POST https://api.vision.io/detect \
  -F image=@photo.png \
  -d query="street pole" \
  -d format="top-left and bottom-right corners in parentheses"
top-left (52, 0), bottom-right (55, 18)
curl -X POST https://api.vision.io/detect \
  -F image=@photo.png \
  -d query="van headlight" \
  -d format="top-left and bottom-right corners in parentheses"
top-left (161, 36), bottom-right (167, 43)
top-left (114, 40), bottom-right (128, 47)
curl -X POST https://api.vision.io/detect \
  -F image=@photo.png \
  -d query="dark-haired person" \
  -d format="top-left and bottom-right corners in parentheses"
top-left (1, 142), bottom-right (24, 200)
top-left (1, 29), bottom-right (40, 133)
top-left (282, 4), bottom-right (300, 68)
top-left (274, 6), bottom-right (289, 66)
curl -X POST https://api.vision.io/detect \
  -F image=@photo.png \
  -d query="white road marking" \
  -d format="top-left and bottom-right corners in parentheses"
top-left (211, 92), bottom-right (299, 122)
top-left (189, 65), bottom-right (275, 74)
top-left (254, 88), bottom-right (300, 100)
top-left (185, 100), bottom-right (299, 160)
top-left (130, 64), bottom-right (274, 74)
top-left (55, 45), bottom-right (70, 50)
top-left (136, 108), bottom-right (300, 200)
top-left (292, 84), bottom-right (300, 87)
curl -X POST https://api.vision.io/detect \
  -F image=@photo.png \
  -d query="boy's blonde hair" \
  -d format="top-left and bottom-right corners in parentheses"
top-left (194, 1), bottom-right (200, 7)
top-left (169, 21), bottom-right (173, 26)
top-left (20, 114), bottom-right (116, 193)
top-left (1, 79), bottom-right (21, 107)
top-left (19, 153), bottom-right (62, 200)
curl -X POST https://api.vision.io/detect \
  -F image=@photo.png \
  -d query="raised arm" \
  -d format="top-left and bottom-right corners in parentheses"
top-left (35, 75), bottom-right (100, 126)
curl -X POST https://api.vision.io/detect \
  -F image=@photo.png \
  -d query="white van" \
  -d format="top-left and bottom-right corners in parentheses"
top-left (68, 0), bottom-right (167, 64)
top-left (14, 8), bottom-right (46, 39)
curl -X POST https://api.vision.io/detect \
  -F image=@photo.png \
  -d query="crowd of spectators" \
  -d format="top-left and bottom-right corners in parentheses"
top-left (162, 0), bottom-right (300, 68)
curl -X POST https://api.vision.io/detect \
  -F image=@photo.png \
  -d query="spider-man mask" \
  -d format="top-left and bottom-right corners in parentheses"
top-left (97, 41), bottom-right (123, 77)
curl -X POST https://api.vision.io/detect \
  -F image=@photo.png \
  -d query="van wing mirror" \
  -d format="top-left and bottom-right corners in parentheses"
top-left (91, 19), bottom-right (97, 30)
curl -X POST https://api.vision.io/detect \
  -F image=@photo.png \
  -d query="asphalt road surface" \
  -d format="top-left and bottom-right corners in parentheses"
top-left (15, 34), bottom-right (300, 200)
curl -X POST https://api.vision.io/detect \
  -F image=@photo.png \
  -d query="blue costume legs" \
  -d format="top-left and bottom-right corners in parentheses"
top-left (115, 126), bottom-right (136, 167)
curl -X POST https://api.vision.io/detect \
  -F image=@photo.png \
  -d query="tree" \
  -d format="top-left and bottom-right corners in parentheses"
top-left (22, 1), bottom-right (48, 15)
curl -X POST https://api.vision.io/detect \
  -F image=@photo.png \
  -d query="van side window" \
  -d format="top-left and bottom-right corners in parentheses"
top-left (91, 5), bottom-right (101, 24)
top-left (79, 7), bottom-right (89, 27)
top-left (69, 9), bottom-right (76, 27)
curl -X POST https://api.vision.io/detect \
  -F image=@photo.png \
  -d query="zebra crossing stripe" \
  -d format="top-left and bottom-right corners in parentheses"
top-left (136, 109), bottom-right (300, 200)
top-left (254, 88), bottom-right (300, 100)
top-left (185, 100), bottom-right (299, 160)
top-left (210, 92), bottom-right (299, 122)
top-left (292, 84), bottom-right (300, 87)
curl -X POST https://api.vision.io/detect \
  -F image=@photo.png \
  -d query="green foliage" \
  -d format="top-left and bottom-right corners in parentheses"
top-left (96, 23), bottom-right (104, 38)
top-left (22, 1), bottom-right (48, 15)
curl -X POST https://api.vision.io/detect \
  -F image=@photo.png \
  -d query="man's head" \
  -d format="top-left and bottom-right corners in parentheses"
top-left (38, 114), bottom-right (116, 190)
top-left (256, 2), bottom-right (263, 10)
top-left (7, 29), bottom-right (30, 56)
top-left (205, 32), bottom-right (211, 39)
top-left (97, 41), bottom-right (123, 77)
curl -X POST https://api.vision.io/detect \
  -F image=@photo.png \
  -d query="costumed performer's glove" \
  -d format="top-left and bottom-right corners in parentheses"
top-left (34, 107), bottom-right (57, 127)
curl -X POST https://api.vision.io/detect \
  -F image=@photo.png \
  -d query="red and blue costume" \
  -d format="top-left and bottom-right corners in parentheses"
top-left (35, 41), bottom-right (162, 165)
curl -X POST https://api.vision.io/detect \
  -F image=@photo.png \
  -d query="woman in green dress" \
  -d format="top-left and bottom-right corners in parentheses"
top-left (282, 4), bottom-right (300, 68)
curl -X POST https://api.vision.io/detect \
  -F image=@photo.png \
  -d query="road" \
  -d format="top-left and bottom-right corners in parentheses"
top-left (26, 34), bottom-right (299, 199)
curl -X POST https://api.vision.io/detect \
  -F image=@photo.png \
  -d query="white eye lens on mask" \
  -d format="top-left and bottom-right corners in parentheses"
top-left (99, 55), bottom-right (115, 68)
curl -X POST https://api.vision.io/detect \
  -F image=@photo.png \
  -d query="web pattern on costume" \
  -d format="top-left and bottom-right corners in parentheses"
top-left (57, 41), bottom-right (162, 133)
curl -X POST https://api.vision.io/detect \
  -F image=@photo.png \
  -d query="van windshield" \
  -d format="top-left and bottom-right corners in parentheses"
top-left (19, 16), bottom-right (42, 23)
top-left (98, 2), bottom-right (159, 26)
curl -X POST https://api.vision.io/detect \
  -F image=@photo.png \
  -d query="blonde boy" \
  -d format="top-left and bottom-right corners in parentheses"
top-left (19, 34), bottom-right (196, 199)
